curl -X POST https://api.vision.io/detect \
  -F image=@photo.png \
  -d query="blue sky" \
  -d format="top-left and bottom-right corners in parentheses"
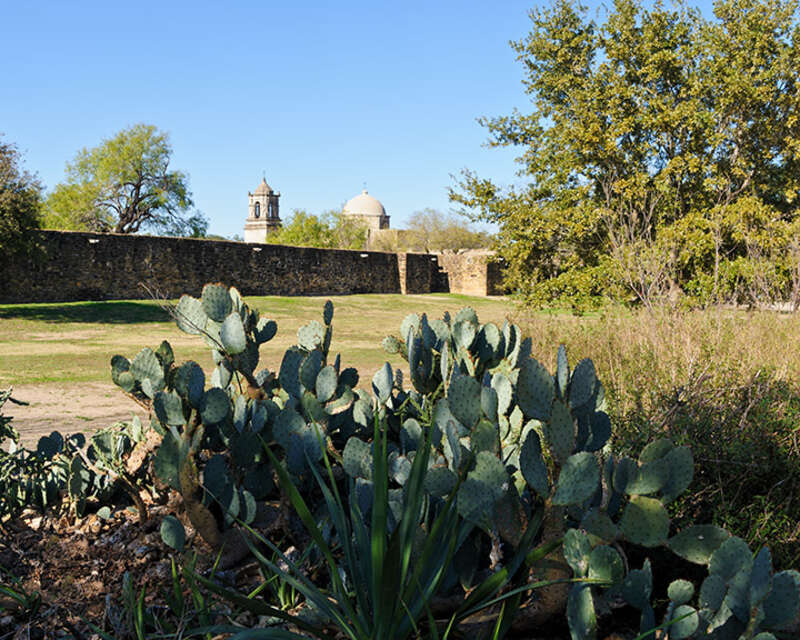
top-left (3, 1), bottom-right (714, 238)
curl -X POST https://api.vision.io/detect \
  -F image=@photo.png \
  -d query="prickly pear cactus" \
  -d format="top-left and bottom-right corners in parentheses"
top-left (102, 287), bottom-right (800, 640)
top-left (111, 284), bottom-right (365, 548)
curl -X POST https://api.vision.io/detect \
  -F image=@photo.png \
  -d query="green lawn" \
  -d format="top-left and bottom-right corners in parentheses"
top-left (0, 293), bottom-right (515, 387)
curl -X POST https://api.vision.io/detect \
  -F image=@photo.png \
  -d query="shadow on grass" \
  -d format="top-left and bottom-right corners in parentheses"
top-left (0, 300), bottom-right (171, 324)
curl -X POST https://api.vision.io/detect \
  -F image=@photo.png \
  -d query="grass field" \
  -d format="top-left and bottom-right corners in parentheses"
top-left (0, 293), bottom-right (515, 387)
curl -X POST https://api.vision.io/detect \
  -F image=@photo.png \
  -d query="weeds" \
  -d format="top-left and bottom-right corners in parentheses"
top-left (519, 306), bottom-right (800, 568)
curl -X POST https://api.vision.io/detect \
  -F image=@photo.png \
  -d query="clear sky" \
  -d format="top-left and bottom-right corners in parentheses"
top-left (2, 1), bottom-right (715, 239)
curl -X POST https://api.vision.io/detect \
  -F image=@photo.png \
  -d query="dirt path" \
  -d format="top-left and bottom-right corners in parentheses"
top-left (5, 382), bottom-right (147, 446)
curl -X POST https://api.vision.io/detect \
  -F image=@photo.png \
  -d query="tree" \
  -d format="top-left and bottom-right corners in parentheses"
top-left (451, 0), bottom-right (800, 307)
top-left (44, 124), bottom-right (203, 235)
top-left (265, 209), bottom-right (368, 250)
top-left (405, 208), bottom-right (492, 252)
top-left (0, 135), bottom-right (42, 261)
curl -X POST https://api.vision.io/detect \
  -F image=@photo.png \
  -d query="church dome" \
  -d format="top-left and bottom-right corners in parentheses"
top-left (252, 178), bottom-right (273, 195)
top-left (343, 189), bottom-right (386, 217)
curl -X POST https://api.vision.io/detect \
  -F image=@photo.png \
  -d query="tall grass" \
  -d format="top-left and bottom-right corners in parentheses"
top-left (518, 307), bottom-right (800, 569)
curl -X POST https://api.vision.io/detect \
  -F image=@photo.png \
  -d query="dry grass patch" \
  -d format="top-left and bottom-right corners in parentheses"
top-left (518, 306), bottom-right (800, 569)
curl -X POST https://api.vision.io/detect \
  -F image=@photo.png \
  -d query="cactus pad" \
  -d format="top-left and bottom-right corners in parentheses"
top-left (323, 300), bottom-right (334, 326)
top-left (400, 418), bottom-right (422, 452)
top-left (612, 457), bottom-right (638, 494)
top-left (660, 446), bottom-right (694, 503)
top-left (279, 348), bottom-right (304, 399)
top-left (447, 375), bottom-right (481, 428)
top-left (175, 294), bottom-right (208, 335)
top-left (160, 515), bottom-right (186, 552)
top-left (761, 570), bottom-right (800, 628)
top-left (668, 525), bottom-right (731, 565)
top-left (552, 452), bottom-right (599, 506)
top-left (299, 350), bottom-right (323, 392)
top-left (626, 457), bottom-right (670, 496)
top-left (452, 320), bottom-right (476, 351)
top-left (174, 361), bottom-right (205, 408)
top-left (470, 419), bottom-right (498, 455)
top-left (588, 545), bottom-right (623, 584)
top-left (154, 391), bottom-right (185, 426)
top-left (563, 528), bottom-right (592, 577)
top-left (297, 320), bottom-right (324, 351)
top-left (750, 546), bottom-right (773, 607)
top-left (443, 419), bottom-right (462, 471)
top-left (491, 373), bottom-right (513, 416)
top-left (566, 584), bottom-right (596, 640)
top-left (556, 344), bottom-right (569, 399)
top-left (699, 574), bottom-right (726, 610)
top-left (457, 451), bottom-right (507, 528)
top-left (580, 508), bottom-right (618, 541)
top-left (315, 365), bottom-right (337, 403)
top-left (255, 317), bottom-right (278, 344)
top-left (516, 356), bottom-right (554, 421)
top-left (620, 496), bottom-right (670, 547)
top-left (201, 388), bottom-right (230, 425)
top-left (382, 335), bottom-right (401, 354)
top-left (639, 438), bottom-right (675, 463)
top-left (425, 466), bottom-right (457, 497)
top-left (130, 348), bottom-right (165, 394)
top-left (201, 283), bottom-right (232, 322)
top-left (220, 313), bottom-right (247, 355)
top-left (709, 536), bottom-right (753, 582)
top-left (480, 386), bottom-right (498, 422)
top-left (669, 605), bottom-right (699, 639)
top-left (400, 313), bottom-right (420, 341)
top-left (544, 399), bottom-right (574, 465)
top-left (621, 560), bottom-right (653, 610)
top-left (343, 437), bottom-right (372, 479)
top-left (153, 433), bottom-right (182, 490)
top-left (668, 579), bottom-right (695, 606)
top-left (584, 411), bottom-right (611, 452)
top-left (569, 358), bottom-right (596, 410)
top-left (372, 362), bottom-right (393, 404)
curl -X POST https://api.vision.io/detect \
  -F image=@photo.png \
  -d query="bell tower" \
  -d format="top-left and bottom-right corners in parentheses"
top-left (244, 177), bottom-right (281, 243)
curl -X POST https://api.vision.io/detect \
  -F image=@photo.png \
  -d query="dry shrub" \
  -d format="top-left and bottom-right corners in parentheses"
top-left (517, 306), bottom-right (800, 568)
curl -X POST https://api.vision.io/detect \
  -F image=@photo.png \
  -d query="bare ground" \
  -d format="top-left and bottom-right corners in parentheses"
top-left (5, 382), bottom-right (147, 446)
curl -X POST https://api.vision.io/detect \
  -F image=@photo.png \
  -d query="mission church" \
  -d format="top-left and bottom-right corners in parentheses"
top-left (243, 177), bottom-right (390, 244)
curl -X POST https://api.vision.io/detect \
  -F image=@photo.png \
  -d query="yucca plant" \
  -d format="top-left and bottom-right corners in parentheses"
top-left (191, 413), bottom-right (591, 640)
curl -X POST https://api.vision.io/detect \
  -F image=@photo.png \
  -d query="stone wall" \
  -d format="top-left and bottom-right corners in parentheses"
top-left (0, 231), bottom-right (499, 303)
top-left (436, 250), bottom-right (506, 297)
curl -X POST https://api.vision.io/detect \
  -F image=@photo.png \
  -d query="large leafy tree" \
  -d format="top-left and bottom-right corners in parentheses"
top-left (0, 136), bottom-right (42, 261)
top-left (451, 0), bottom-right (800, 307)
top-left (45, 124), bottom-right (206, 236)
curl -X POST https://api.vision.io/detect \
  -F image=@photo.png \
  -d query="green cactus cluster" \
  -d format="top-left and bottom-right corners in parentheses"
top-left (102, 287), bottom-right (800, 638)
top-left (109, 284), bottom-right (371, 546)
top-left (0, 388), bottom-right (150, 521)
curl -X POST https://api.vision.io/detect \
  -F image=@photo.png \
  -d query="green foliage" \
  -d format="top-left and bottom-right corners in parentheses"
top-left (0, 135), bottom-right (42, 264)
top-left (451, 0), bottom-right (800, 308)
top-left (44, 123), bottom-right (207, 236)
top-left (265, 208), bottom-right (368, 250)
